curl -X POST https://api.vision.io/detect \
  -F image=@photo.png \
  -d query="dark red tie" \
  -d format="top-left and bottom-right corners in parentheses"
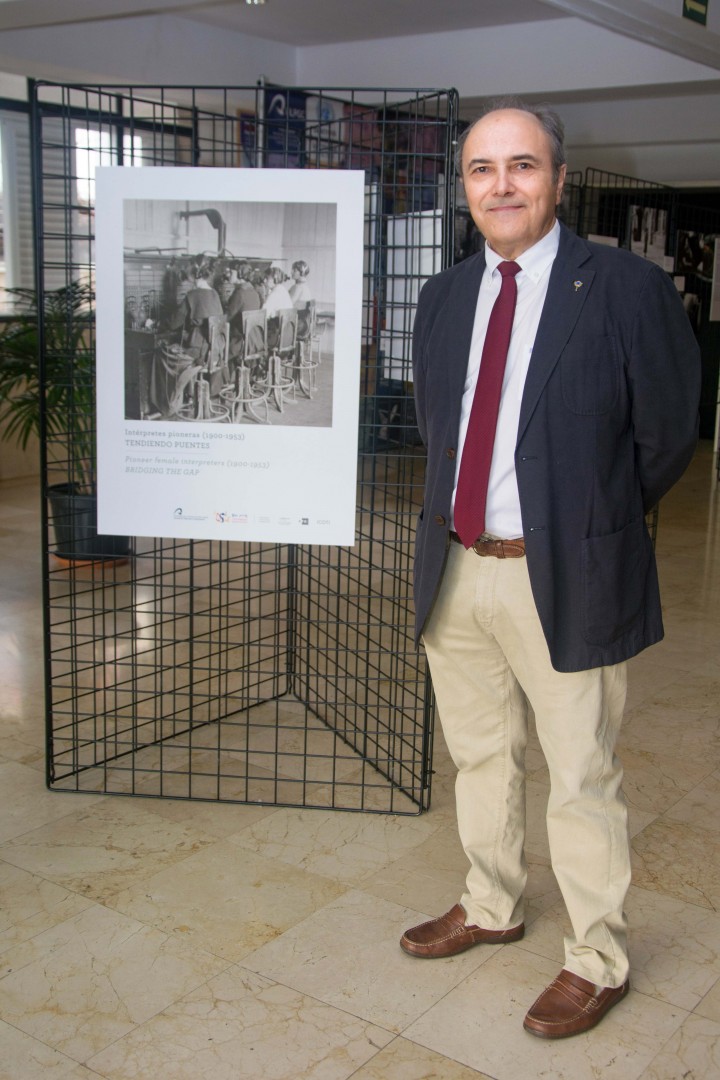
top-left (454, 260), bottom-right (521, 548)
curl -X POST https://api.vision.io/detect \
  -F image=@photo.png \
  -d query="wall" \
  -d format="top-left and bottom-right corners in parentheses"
top-left (560, 92), bottom-right (720, 185)
top-left (0, 12), bottom-right (717, 185)
top-left (297, 18), bottom-right (717, 99)
top-left (0, 14), bottom-right (295, 96)
top-left (296, 19), bottom-right (720, 185)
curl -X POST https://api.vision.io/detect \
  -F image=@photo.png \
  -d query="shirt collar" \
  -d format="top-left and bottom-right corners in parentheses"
top-left (485, 219), bottom-right (560, 284)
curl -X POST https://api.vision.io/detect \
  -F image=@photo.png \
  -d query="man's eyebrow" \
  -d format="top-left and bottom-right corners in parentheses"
top-left (465, 153), bottom-right (542, 167)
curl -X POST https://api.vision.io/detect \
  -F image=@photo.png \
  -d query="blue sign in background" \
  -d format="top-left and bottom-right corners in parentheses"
top-left (264, 89), bottom-right (307, 167)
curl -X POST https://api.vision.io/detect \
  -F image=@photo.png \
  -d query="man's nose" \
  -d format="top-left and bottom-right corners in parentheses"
top-left (493, 168), bottom-right (515, 196)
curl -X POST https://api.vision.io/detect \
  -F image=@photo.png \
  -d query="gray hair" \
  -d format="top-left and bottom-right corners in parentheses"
top-left (455, 97), bottom-right (566, 181)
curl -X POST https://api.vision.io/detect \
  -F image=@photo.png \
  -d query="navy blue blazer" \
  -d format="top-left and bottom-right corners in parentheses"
top-left (412, 223), bottom-right (701, 672)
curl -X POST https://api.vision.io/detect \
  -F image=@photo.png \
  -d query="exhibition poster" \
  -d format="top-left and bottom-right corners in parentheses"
top-left (95, 166), bottom-right (365, 545)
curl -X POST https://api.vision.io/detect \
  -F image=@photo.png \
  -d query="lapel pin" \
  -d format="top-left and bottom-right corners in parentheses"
top-left (574, 280), bottom-right (583, 292)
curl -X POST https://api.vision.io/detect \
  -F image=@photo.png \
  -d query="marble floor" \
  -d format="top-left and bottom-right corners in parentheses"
top-left (0, 445), bottom-right (719, 1079)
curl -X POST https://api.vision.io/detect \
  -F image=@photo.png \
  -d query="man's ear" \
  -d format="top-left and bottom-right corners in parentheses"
top-left (555, 163), bottom-right (567, 206)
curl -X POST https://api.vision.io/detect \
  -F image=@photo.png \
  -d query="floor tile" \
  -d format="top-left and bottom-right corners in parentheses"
top-left (694, 975), bottom-right (720, 1023)
top-left (623, 887), bottom-right (720, 1010)
top-left (242, 889), bottom-right (497, 1033)
top-left (139, 793), bottom-right (279, 838)
top-left (0, 1020), bottom-right (96, 1079)
top-left (0, 862), bottom-right (94, 958)
top-left (631, 818), bottom-right (720, 910)
top-left (0, 798), bottom-right (216, 901)
top-left (0, 762), bottom-right (100, 844)
top-left (624, 656), bottom-right (692, 710)
top-left (664, 770), bottom-right (720, 833)
top-left (350, 1036), bottom-right (493, 1079)
top-left (0, 903), bottom-right (229, 1063)
top-left (227, 804), bottom-right (442, 885)
top-left (403, 946), bottom-right (687, 1080)
top-left (0, 685), bottom-right (46, 743)
top-left (0, 736), bottom-right (45, 770)
top-left (86, 966), bottom-right (394, 1080)
top-left (638, 1013), bottom-right (720, 1079)
top-left (105, 838), bottom-right (348, 962)
top-left (358, 824), bottom-right (469, 914)
top-left (620, 699), bottom-right (719, 766)
top-left (618, 745), bottom-right (715, 816)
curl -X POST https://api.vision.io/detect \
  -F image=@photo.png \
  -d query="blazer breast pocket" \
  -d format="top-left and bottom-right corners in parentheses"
top-left (560, 336), bottom-right (619, 416)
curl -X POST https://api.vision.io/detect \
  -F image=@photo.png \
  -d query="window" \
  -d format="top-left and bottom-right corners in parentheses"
top-left (0, 134), bottom-right (5, 296)
top-left (75, 128), bottom-right (143, 205)
top-left (0, 113), bottom-right (33, 314)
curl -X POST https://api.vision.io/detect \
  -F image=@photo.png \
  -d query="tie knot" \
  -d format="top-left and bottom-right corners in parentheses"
top-left (498, 261), bottom-right (521, 279)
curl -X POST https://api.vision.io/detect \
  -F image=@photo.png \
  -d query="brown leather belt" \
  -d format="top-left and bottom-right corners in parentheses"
top-left (449, 530), bottom-right (526, 558)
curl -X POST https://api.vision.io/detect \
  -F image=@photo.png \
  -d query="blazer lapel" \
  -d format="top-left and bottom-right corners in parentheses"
top-left (517, 226), bottom-right (594, 443)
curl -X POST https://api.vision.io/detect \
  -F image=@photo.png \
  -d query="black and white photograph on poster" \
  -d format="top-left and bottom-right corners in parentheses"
top-left (629, 205), bottom-right (668, 266)
top-left (95, 167), bottom-right (365, 546)
top-left (682, 292), bottom-right (702, 334)
top-left (676, 229), bottom-right (717, 280)
top-left (122, 199), bottom-right (337, 428)
top-left (710, 239), bottom-right (720, 322)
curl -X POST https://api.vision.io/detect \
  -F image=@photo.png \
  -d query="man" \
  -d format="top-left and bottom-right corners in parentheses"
top-left (402, 99), bottom-right (700, 1039)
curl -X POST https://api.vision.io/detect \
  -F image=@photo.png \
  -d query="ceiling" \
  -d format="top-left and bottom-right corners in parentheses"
top-left (0, 0), bottom-right (564, 45)
top-left (179, 0), bottom-right (564, 46)
top-left (1, 0), bottom-right (717, 75)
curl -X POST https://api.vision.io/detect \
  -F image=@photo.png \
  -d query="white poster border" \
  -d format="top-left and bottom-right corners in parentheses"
top-left (95, 167), bottom-right (365, 546)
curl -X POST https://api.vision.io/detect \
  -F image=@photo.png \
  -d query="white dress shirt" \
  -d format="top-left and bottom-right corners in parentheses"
top-left (451, 220), bottom-right (560, 539)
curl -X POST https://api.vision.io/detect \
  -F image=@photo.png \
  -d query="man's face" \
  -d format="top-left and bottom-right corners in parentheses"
top-left (461, 109), bottom-right (566, 261)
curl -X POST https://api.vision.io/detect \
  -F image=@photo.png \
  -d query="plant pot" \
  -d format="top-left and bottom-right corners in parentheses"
top-left (47, 483), bottom-right (130, 562)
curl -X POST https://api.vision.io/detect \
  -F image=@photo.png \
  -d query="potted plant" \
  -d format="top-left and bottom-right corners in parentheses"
top-left (0, 281), bottom-right (129, 562)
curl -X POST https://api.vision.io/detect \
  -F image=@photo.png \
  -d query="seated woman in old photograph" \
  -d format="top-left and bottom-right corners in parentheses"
top-left (169, 263), bottom-right (224, 361)
top-left (262, 267), bottom-right (294, 315)
top-left (288, 260), bottom-right (312, 308)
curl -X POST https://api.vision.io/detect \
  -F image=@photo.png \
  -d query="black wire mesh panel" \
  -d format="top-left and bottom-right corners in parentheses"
top-left (578, 167), bottom-right (673, 252)
top-left (672, 196), bottom-right (720, 448)
top-left (560, 170), bottom-right (583, 234)
top-left (578, 167), bottom-right (684, 548)
top-left (33, 82), bottom-right (457, 813)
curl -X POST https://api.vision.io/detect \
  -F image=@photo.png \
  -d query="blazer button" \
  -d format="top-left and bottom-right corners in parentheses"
top-left (446, 448), bottom-right (456, 460)
top-left (434, 514), bottom-right (446, 526)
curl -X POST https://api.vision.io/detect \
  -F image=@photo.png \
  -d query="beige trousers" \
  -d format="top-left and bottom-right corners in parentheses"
top-left (422, 542), bottom-right (631, 988)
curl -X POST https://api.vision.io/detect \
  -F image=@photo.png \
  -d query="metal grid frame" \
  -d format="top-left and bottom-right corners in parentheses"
top-left (578, 165), bottom-right (720, 495)
top-left (671, 193), bottom-right (720, 459)
top-left (578, 166), bottom-right (672, 248)
top-left (561, 170), bottom-right (584, 234)
top-left (34, 81), bottom-right (458, 814)
top-left (579, 167), bottom-right (675, 543)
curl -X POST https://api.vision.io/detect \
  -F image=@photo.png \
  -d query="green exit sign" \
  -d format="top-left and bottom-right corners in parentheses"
top-left (683, 0), bottom-right (708, 25)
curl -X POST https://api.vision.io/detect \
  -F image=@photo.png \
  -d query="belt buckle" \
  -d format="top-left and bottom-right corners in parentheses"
top-left (472, 537), bottom-right (501, 558)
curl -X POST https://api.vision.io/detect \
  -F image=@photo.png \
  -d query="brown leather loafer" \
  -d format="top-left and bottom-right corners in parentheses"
top-left (400, 903), bottom-right (524, 958)
top-left (523, 969), bottom-right (630, 1039)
